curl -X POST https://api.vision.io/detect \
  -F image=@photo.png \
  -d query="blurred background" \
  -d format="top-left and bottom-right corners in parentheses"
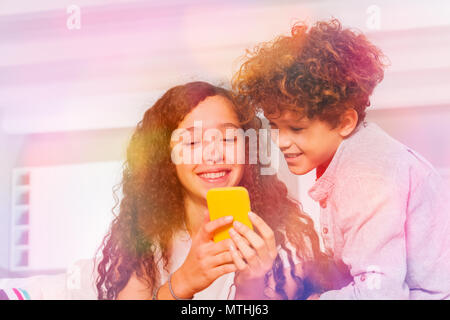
top-left (1, 0), bottom-right (449, 278)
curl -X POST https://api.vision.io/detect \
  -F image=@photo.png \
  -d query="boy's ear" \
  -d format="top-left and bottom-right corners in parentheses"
top-left (338, 108), bottom-right (358, 138)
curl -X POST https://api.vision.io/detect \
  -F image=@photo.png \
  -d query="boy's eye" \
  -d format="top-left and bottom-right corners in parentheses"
top-left (290, 127), bottom-right (304, 132)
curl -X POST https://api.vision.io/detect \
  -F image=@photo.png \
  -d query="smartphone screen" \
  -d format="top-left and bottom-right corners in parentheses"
top-left (206, 186), bottom-right (253, 242)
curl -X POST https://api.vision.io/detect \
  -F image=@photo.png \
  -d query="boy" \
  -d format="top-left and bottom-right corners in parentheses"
top-left (233, 19), bottom-right (450, 299)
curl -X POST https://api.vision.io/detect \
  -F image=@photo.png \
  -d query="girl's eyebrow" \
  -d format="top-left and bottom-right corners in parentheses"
top-left (218, 123), bottom-right (240, 129)
top-left (183, 122), bottom-right (240, 131)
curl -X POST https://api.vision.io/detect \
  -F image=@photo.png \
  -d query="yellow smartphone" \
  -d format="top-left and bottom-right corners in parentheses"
top-left (206, 186), bottom-right (253, 243)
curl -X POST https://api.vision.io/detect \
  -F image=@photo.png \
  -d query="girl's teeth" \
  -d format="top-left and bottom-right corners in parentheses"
top-left (286, 153), bottom-right (302, 158)
top-left (200, 171), bottom-right (227, 179)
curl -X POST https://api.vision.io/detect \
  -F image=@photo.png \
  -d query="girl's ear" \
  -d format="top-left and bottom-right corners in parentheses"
top-left (338, 108), bottom-right (358, 138)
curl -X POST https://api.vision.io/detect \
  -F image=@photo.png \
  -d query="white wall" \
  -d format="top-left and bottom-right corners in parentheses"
top-left (1, 0), bottom-right (450, 133)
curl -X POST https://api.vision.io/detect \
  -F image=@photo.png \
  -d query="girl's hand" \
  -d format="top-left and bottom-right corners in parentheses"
top-left (228, 211), bottom-right (277, 299)
top-left (172, 212), bottom-right (237, 299)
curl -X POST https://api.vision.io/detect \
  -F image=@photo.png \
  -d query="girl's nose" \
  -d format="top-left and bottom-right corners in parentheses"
top-left (203, 140), bottom-right (224, 164)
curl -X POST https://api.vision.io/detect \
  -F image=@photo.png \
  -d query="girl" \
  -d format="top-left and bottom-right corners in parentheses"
top-left (96, 81), bottom-right (349, 300)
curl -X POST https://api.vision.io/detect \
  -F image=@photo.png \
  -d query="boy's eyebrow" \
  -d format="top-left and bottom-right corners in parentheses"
top-left (268, 118), bottom-right (309, 126)
top-left (290, 120), bottom-right (309, 126)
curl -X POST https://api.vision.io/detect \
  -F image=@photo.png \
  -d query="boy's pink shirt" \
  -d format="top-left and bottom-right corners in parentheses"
top-left (308, 122), bottom-right (450, 299)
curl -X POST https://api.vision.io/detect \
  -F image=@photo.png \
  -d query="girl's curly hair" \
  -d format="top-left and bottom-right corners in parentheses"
top-left (95, 81), bottom-right (349, 300)
top-left (232, 18), bottom-right (387, 127)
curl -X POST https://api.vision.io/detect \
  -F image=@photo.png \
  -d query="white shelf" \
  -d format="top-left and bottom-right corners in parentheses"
top-left (13, 204), bottom-right (30, 211)
top-left (14, 185), bottom-right (30, 191)
top-left (8, 161), bottom-right (121, 272)
top-left (13, 244), bottom-right (30, 250)
top-left (12, 224), bottom-right (30, 230)
top-left (9, 168), bottom-right (31, 272)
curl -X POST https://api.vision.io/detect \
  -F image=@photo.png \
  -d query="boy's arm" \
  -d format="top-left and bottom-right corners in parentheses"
top-left (320, 173), bottom-right (410, 300)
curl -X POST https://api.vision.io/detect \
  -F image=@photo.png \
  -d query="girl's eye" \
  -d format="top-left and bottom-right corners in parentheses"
top-left (184, 141), bottom-right (200, 146)
top-left (224, 137), bottom-right (237, 143)
top-left (290, 127), bottom-right (304, 132)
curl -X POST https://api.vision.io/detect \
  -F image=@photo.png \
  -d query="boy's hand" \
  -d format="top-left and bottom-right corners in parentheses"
top-left (307, 293), bottom-right (320, 300)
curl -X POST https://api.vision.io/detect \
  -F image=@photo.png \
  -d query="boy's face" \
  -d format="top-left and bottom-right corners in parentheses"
top-left (267, 111), bottom-right (344, 175)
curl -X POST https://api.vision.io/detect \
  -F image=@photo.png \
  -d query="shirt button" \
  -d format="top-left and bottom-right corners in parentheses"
top-left (320, 201), bottom-right (327, 208)
top-left (322, 227), bottom-right (328, 235)
top-left (360, 275), bottom-right (366, 282)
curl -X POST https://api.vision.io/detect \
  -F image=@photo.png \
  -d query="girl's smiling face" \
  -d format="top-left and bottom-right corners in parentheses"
top-left (267, 111), bottom-right (345, 175)
top-left (172, 95), bottom-right (245, 200)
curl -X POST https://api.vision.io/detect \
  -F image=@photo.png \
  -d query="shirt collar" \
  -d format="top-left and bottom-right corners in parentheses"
top-left (308, 122), bottom-right (365, 203)
top-left (308, 164), bottom-right (337, 203)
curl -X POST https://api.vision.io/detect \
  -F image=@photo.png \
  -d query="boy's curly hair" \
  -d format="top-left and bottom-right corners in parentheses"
top-left (232, 18), bottom-right (387, 127)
